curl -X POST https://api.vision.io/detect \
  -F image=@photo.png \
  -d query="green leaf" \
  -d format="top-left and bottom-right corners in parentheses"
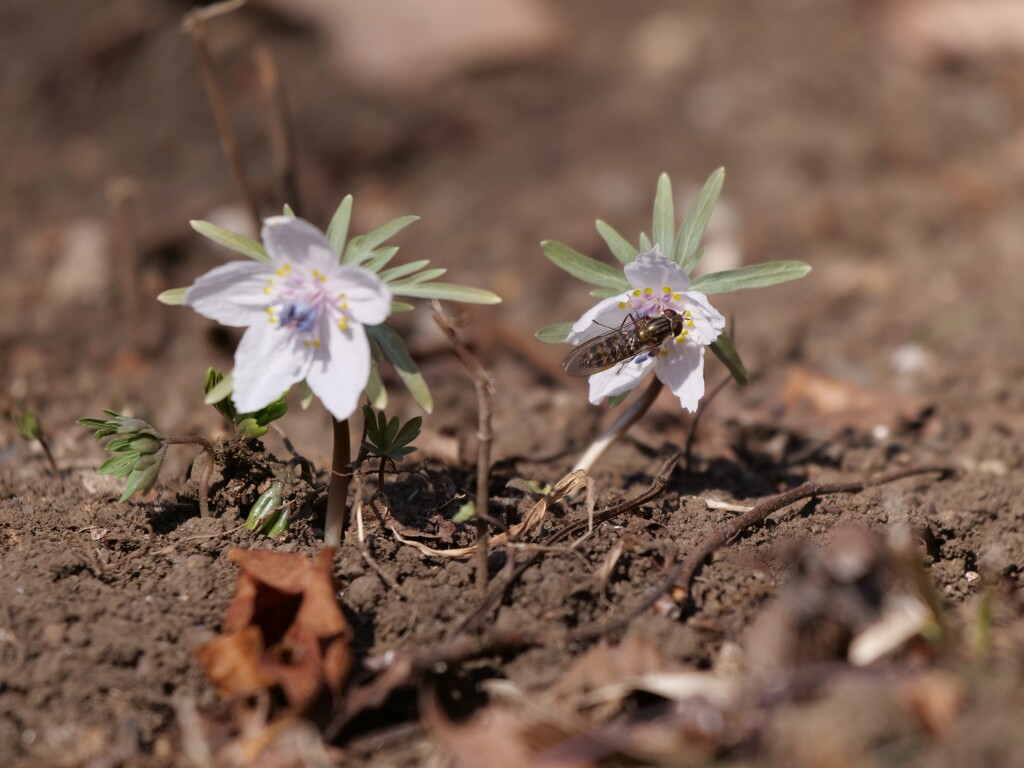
top-left (190, 220), bottom-right (271, 264)
top-left (542, 241), bottom-right (630, 290)
top-left (710, 331), bottom-right (749, 386)
top-left (590, 287), bottom-right (625, 298)
top-left (367, 324), bottom-right (433, 413)
top-left (389, 267), bottom-right (447, 287)
top-left (595, 220), bottom-right (639, 264)
top-left (677, 167), bottom-right (724, 272)
top-left (390, 282), bottom-right (502, 304)
top-left (607, 392), bottom-right (630, 407)
top-left (535, 323), bottom-right (573, 344)
top-left (157, 287), bottom-right (188, 305)
top-left (235, 417), bottom-right (269, 439)
top-left (283, 204), bottom-right (296, 217)
top-left (204, 373), bottom-right (234, 405)
top-left (363, 246), bottom-right (400, 272)
top-left (380, 259), bottom-right (431, 282)
top-left (299, 381), bottom-right (314, 410)
top-left (392, 416), bottom-right (422, 449)
top-left (366, 362), bottom-right (388, 410)
top-left (639, 233), bottom-right (653, 252)
top-left (390, 301), bottom-right (415, 313)
top-left (690, 261), bottom-right (811, 295)
top-left (652, 173), bottom-right (675, 256)
top-left (326, 195), bottom-right (353, 258)
top-left (262, 505), bottom-right (290, 537)
top-left (98, 454), bottom-right (135, 478)
top-left (383, 415), bottom-right (401, 447)
top-left (452, 500), bottom-right (476, 523)
top-left (344, 215), bottom-right (419, 265)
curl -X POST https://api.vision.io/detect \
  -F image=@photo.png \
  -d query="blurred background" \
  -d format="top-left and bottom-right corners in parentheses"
top-left (3, 0), bottom-right (1024, 470)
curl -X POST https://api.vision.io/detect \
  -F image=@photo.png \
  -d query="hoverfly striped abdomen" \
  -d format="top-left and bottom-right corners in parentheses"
top-left (563, 309), bottom-right (684, 377)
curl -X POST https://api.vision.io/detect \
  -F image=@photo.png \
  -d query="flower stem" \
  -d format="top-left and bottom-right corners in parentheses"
top-left (574, 377), bottom-right (663, 475)
top-left (166, 436), bottom-right (215, 518)
top-left (324, 417), bottom-right (352, 546)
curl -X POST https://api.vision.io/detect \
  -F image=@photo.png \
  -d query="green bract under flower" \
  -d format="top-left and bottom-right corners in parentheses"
top-left (160, 197), bottom-right (501, 419)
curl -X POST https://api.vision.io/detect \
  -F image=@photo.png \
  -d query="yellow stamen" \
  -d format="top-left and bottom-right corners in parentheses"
top-left (276, 268), bottom-right (287, 277)
top-left (263, 286), bottom-right (272, 294)
top-left (663, 286), bottom-right (671, 294)
top-left (633, 289), bottom-right (641, 297)
top-left (340, 302), bottom-right (349, 310)
top-left (618, 301), bottom-right (627, 309)
top-left (643, 287), bottom-right (653, 296)
top-left (338, 318), bottom-right (349, 330)
top-left (672, 293), bottom-right (681, 301)
top-left (687, 319), bottom-right (694, 328)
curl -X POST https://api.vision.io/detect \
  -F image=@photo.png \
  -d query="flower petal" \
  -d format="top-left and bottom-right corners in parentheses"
top-left (306, 317), bottom-right (371, 421)
top-left (655, 343), bottom-right (706, 412)
top-left (261, 216), bottom-right (334, 272)
top-left (586, 355), bottom-right (656, 405)
top-left (625, 246), bottom-right (691, 292)
top-left (331, 266), bottom-right (392, 326)
top-left (184, 261), bottom-right (274, 327)
top-left (678, 291), bottom-right (726, 345)
top-left (232, 321), bottom-right (312, 413)
top-left (567, 294), bottom-right (632, 344)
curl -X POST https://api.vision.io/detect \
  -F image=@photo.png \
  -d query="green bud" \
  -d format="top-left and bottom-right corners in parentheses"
top-left (246, 480), bottom-right (285, 531)
top-left (13, 409), bottom-right (42, 441)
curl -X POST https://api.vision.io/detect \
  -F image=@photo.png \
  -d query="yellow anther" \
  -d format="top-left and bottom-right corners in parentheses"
top-left (303, 340), bottom-right (310, 347)
top-left (663, 286), bottom-right (671, 294)
top-left (338, 318), bottom-right (349, 330)
top-left (687, 319), bottom-right (694, 328)
top-left (263, 286), bottom-right (272, 294)
top-left (633, 289), bottom-right (641, 297)
top-left (660, 348), bottom-right (668, 356)
top-left (618, 301), bottom-right (627, 309)
top-left (643, 287), bottom-right (653, 296)
top-left (672, 293), bottom-right (682, 301)
top-left (313, 340), bottom-right (321, 348)
top-left (340, 302), bottom-right (349, 310)
top-left (338, 292), bottom-right (347, 299)
top-left (683, 310), bottom-right (691, 317)
top-left (276, 268), bottom-right (287, 277)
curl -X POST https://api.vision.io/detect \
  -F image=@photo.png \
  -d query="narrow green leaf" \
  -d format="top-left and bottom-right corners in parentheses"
top-left (595, 220), bottom-right (639, 264)
top-left (535, 323), bottom-right (573, 344)
top-left (607, 392), bottom-right (630, 407)
top-left (383, 415), bottom-right (401, 447)
top-left (98, 454), bottom-right (135, 478)
top-left (190, 221), bottom-right (271, 264)
top-left (590, 287), bottom-right (625, 298)
top-left (157, 287), bottom-right (188, 305)
top-left (344, 215), bottom-right (419, 265)
top-left (677, 167), bottom-right (725, 272)
top-left (639, 233), bottom-right (653, 252)
top-left (710, 331), bottom-right (749, 386)
top-left (390, 282), bottom-right (502, 304)
top-left (652, 173), bottom-right (675, 256)
top-left (690, 261), bottom-right (811, 295)
top-left (367, 325), bottom-right (433, 413)
top-left (366, 362), bottom-right (388, 410)
top-left (283, 204), bottom-right (296, 217)
top-left (363, 246), bottom-right (400, 272)
top-left (542, 241), bottom-right (630, 290)
top-left (204, 373), bottom-right (234, 405)
top-left (380, 259), bottom-right (431, 282)
top-left (326, 195), bottom-right (353, 258)
top-left (389, 267), bottom-right (447, 287)
top-left (393, 416), bottom-right (422, 448)
top-left (390, 301), bottom-right (415, 313)
top-left (452, 501), bottom-right (476, 523)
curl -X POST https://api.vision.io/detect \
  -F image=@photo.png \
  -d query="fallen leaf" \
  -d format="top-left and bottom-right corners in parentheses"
top-left (196, 548), bottom-right (353, 709)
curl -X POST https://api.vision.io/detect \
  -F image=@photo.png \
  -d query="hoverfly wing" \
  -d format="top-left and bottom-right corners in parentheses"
top-left (562, 333), bottom-right (623, 377)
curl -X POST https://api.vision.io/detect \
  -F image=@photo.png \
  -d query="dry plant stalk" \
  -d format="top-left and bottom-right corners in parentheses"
top-left (574, 377), bottom-right (663, 474)
top-left (431, 303), bottom-right (496, 594)
top-left (107, 177), bottom-right (141, 351)
top-left (254, 46), bottom-right (299, 213)
top-left (183, 0), bottom-right (261, 233)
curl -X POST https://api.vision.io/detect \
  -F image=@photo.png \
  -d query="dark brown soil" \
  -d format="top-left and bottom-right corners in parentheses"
top-left (3, 1), bottom-right (1024, 766)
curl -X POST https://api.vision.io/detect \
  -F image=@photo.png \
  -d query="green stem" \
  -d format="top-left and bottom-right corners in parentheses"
top-left (325, 417), bottom-right (352, 546)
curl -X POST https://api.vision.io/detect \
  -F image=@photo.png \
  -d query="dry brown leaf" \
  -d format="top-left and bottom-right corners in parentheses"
top-left (775, 366), bottom-right (925, 432)
top-left (884, 0), bottom-right (1024, 66)
top-left (196, 548), bottom-right (352, 709)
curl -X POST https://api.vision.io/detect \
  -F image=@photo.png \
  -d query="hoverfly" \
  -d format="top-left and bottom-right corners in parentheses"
top-left (563, 309), bottom-right (685, 376)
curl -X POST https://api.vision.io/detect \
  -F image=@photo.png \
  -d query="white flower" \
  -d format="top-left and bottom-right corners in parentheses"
top-left (184, 216), bottom-right (391, 421)
top-left (567, 246), bottom-right (726, 412)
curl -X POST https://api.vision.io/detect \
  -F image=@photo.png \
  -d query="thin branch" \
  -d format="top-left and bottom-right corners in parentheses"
top-left (183, 2), bottom-right (261, 233)
top-left (166, 436), bottom-right (215, 517)
top-left (432, 302), bottom-right (496, 596)
top-left (254, 45), bottom-right (300, 213)
top-left (671, 464), bottom-right (957, 612)
top-left (575, 377), bottom-right (663, 474)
